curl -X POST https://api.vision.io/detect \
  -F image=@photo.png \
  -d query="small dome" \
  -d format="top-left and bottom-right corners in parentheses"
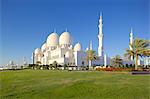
top-left (74, 43), bottom-right (82, 51)
top-left (65, 51), bottom-right (70, 58)
top-left (41, 43), bottom-right (47, 52)
top-left (47, 32), bottom-right (59, 46)
top-left (65, 51), bottom-right (73, 58)
top-left (69, 45), bottom-right (73, 49)
top-left (59, 32), bottom-right (71, 45)
top-left (35, 48), bottom-right (41, 54)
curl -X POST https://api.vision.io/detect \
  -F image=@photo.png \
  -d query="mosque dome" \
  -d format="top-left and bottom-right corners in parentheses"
top-left (74, 43), bottom-right (82, 51)
top-left (59, 32), bottom-right (71, 45)
top-left (65, 51), bottom-right (73, 58)
top-left (41, 43), bottom-right (47, 52)
top-left (35, 48), bottom-right (41, 54)
top-left (65, 51), bottom-right (70, 58)
top-left (47, 32), bottom-right (59, 46)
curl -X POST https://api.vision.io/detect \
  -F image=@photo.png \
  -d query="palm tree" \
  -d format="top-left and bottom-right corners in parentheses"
top-left (53, 61), bottom-right (58, 69)
top-left (112, 55), bottom-right (123, 68)
top-left (124, 38), bottom-right (150, 70)
top-left (86, 50), bottom-right (99, 70)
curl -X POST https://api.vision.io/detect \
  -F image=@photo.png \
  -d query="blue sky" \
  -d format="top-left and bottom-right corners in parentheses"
top-left (0, 0), bottom-right (149, 65)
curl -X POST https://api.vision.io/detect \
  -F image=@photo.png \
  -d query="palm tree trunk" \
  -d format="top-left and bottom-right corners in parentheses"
top-left (135, 54), bottom-right (138, 70)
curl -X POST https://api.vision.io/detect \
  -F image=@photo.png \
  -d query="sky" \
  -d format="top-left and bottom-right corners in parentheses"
top-left (0, 0), bottom-right (149, 65)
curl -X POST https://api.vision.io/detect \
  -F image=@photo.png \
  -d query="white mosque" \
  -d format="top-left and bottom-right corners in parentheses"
top-left (33, 13), bottom-right (142, 68)
top-left (33, 30), bottom-right (87, 67)
top-left (1, 14), bottom-right (148, 70)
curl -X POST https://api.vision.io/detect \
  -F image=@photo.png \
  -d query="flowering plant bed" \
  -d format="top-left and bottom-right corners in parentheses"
top-left (96, 67), bottom-right (132, 72)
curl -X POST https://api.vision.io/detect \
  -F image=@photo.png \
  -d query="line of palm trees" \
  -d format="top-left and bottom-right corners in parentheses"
top-left (86, 38), bottom-right (150, 70)
top-left (124, 38), bottom-right (150, 70)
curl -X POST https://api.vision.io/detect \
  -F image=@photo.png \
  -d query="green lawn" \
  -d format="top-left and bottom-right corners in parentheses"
top-left (0, 70), bottom-right (150, 99)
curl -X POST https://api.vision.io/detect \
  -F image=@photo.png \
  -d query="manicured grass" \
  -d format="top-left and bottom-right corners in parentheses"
top-left (0, 70), bottom-right (150, 99)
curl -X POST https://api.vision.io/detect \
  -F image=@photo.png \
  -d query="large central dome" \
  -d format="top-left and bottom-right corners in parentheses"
top-left (59, 32), bottom-right (72, 45)
top-left (47, 32), bottom-right (59, 46)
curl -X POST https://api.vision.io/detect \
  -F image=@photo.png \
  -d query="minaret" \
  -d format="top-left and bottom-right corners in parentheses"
top-left (129, 28), bottom-right (134, 60)
top-left (32, 52), bottom-right (35, 64)
top-left (90, 40), bottom-right (92, 50)
top-left (23, 56), bottom-right (28, 67)
top-left (98, 12), bottom-right (104, 57)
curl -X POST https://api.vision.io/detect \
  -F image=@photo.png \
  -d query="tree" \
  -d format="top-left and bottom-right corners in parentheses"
top-left (124, 38), bottom-right (150, 70)
top-left (49, 64), bottom-right (53, 70)
top-left (64, 64), bottom-right (67, 70)
top-left (81, 61), bottom-right (85, 70)
top-left (43, 65), bottom-right (49, 70)
top-left (82, 61), bottom-right (84, 66)
top-left (112, 55), bottom-right (123, 68)
top-left (86, 50), bottom-right (99, 70)
top-left (125, 64), bottom-right (129, 68)
top-left (53, 61), bottom-right (58, 69)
